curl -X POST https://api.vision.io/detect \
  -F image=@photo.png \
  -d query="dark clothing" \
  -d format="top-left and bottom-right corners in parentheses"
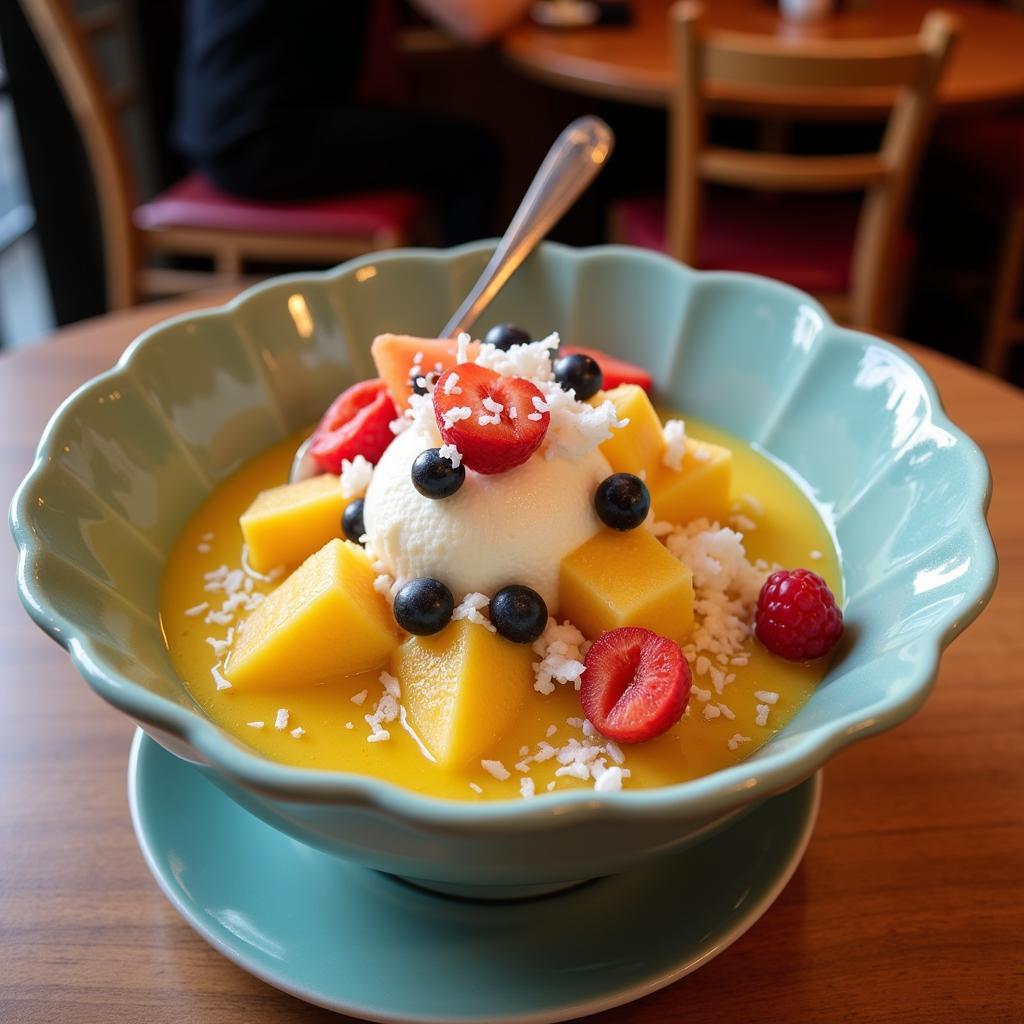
top-left (204, 105), bottom-right (501, 247)
top-left (174, 0), bottom-right (499, 244)
top-left (175, 0), bottom-right (370, 161)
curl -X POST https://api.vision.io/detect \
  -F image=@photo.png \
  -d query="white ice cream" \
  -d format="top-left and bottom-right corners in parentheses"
top-left (363, 424), bottom-right (610, 610)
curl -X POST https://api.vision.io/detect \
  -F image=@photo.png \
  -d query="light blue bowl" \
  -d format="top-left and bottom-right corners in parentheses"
top-left (10, 242), bottom-right (996, 895)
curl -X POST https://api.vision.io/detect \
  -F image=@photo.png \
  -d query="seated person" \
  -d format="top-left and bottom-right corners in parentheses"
top-left (174, 0), bottom-right (531, 245)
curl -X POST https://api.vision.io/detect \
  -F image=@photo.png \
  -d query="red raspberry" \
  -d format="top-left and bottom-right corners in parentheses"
top-left (581, 627), bottom-right (692, 744)
top-left (309, 378), bottom-right (397, 472)
top-left (432, 363), bottom-right (550, 475)
top-left (755, 569), bottom-right (843, 661)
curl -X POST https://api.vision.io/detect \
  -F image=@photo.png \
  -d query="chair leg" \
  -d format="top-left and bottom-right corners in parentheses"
top-left (982, 203), bottom-right (1024, 377)
top-left (214, 245), bottom-right (243, 280)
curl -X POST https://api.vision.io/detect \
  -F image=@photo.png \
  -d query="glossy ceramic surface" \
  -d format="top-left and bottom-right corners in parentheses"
top-left (11, 242), bottom-right (996, 888)
top-left (129, 730), bottom-right (821, 1022)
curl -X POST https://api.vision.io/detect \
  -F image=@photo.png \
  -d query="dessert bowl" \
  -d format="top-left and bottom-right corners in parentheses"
top-left (11, 242), bottom-right (996, 895)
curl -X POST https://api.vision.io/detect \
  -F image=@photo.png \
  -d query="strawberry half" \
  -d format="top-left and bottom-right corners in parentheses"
top-left (432, 363), bottom-right (550, 475)
top-left (581, 627), bottom-right (691, 744)
top-left (309, 378), bottom-right (397, 472)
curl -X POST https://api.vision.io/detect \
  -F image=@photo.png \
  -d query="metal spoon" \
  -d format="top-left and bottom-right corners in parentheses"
top-left (290, 115), bottom-right (614, 484)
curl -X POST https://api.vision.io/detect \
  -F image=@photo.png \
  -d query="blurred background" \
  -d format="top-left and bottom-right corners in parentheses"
top-left (1, 0), bottom-right (1022, 385)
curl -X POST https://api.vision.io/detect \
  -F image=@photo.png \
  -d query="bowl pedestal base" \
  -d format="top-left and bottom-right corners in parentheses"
top-left (130, 730), bottom-right (820, 1023)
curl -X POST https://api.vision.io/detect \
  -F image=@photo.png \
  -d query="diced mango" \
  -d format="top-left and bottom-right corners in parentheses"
top-left (592, 384), bottom-right (666, 480)
top-left (225, 539), bottom-right (396, 689)
top-left (393, 620), bottom-right (534, 767)
top-left (649, 438), bottom-right (732, 526)
top-left (240, 473), bottom-right (346, 574)
top-left (559, 528), bottom-right (693, 645)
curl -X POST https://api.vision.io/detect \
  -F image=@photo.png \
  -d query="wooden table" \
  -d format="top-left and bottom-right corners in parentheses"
top-left (1, 292), bottom-right (1021, 1023)
top-left (504, 0), bottom-right (1024, 115)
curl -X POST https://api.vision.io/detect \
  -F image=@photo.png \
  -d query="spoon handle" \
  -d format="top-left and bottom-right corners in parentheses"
top-left (439, 116), bottom-right (614, 339)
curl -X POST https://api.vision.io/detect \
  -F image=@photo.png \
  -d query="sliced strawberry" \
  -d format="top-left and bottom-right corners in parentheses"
top-left (562, 346), bottom-right (653, 393)
top-left (432, 363), bottom-right (550, 475)
top-left (309, 378), bottom-right (397, 472)
top-left (581, 627), bottom-right (691, 744)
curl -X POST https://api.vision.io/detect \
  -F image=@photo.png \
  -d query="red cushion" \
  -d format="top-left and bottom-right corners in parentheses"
top-left (134, 172), bottom-right (426, 237)
top-left (936, 115), bottom-right (1024, 199)
top-left (615, 190), bottom-right (913, 295)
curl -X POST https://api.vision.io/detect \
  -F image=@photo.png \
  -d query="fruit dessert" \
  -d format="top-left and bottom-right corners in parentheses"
top-left (161, 323), bottom-right (843, 800)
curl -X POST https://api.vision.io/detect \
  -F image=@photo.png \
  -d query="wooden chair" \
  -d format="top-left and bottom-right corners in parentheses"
top-left (611, 2), bottom-right (959, 332)
top-left (20, 0), bottom-right (427, 311)
top-left (936, 114), bottom-right (1024, 378)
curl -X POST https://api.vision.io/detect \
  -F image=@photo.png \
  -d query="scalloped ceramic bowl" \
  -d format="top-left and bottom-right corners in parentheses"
top-left (11, 242), bottom-right (996, 895)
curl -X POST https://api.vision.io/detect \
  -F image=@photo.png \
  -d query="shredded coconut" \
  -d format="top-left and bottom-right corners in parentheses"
top-left (350, 689), bottom-right (368, 706)
top-left (247, 721), bottom-right (264, 729)
top-left (520, 777), bottom-right (536, 799)
top-left (212, 664), bottom-right (232, 691)
top-left (532, 618), bottom-right (590, 694)
top-left (456, 332), bottom-right (471, 364)
top-left (755, 703), bottom-right (771, 728)
top-left (438, 442), bottom-right (462, 469)
top-left (443, 372), bottom-right (462, 396)
top-left (184, 602), bottom-right (209, 618)
top-left (290, 726), bottom-right (305, 738)
top-left (340, 454), bottom-right (374, 499)
top-left (469, 782), bottom-right (483, 794)
top-left (274, 708), bottom-right (289, 731)
top-left (535, 379), bottom-right (628, 460)
top-left (452, 592), bottom-right (496, 633)
top-left (657, 518), bottom-right (771, 680)
top-left (442, 405), bottom-right (473, 430)
top-left (727, 733), bottom-right (752, 751)
top-left (380, 671), bottom-right (401, 699)
top-left (662, 419), bottom-right (687, 471)
top-left (474, 331), bottom-right (558, 381)
top-left (481, 759), bottom-right (510, 781)
top-left (594, 765), bottom-right (625, 792)
top-left (754, 690), bottom-right (779, 705)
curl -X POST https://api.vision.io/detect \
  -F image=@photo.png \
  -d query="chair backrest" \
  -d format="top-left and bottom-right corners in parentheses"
top-left (19, 0), bottom-right (142, 310)
top-left (668, 2), bottom-right (959, 329)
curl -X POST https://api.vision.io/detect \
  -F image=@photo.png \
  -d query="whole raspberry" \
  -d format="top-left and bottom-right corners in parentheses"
top-left (755, 569), bottom-right (843, 661)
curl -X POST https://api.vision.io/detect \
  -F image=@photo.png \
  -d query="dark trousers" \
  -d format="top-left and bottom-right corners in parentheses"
top-left (198, 105), bottom-right (502, 246)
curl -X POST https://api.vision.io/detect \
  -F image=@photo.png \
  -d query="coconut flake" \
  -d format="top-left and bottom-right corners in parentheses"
top-left (340, 454), bottom-right (374, 499)
top-left (662, 419), bottom-right (687, 471)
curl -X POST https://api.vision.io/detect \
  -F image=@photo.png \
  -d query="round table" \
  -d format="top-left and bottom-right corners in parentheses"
top-left (504, 0), bottom-right (1024, 115)
top-left (1, 292), bottom-right (1022, 1023)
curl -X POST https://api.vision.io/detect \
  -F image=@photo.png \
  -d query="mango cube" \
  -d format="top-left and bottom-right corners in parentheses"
top-left (649, 438), bottom-right (732, 526)
top-left (225, 539), bottom-right (396, 689)
top-left (241, 473), bottom-right (346, 573)
top-left (594, 384), bottom-right (666, 480)
top-left (393, 620), bottom-right (534, 767)
top-left (559, 528), bottom-right (693, 644)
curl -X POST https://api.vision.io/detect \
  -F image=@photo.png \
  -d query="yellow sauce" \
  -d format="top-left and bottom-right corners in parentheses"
top-left (160, 419), bottom-right (841, 801)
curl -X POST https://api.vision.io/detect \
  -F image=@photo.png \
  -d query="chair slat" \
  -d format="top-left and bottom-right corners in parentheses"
top-left (704, 37), bottom-right (926, 91)
top-left (700, 149), bottom-right (889, 191)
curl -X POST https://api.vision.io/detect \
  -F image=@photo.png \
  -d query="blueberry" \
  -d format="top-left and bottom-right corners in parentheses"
top-left (595, 473), bottom-right (650, 531)
top-left (411, 448), bottom-right (466, 499)
top-left (342, 498), bottom-right (366, 544)
top-left (393, 578), bottom-right (455, 636)
top-left (554, 353), bottom-right (602, 401)
top-left (490, 585), bottom-right (548, 644)
top-left (409, 368), bottom-right (440, 396)
top-left (484, 323), bottom-right (531, 351)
